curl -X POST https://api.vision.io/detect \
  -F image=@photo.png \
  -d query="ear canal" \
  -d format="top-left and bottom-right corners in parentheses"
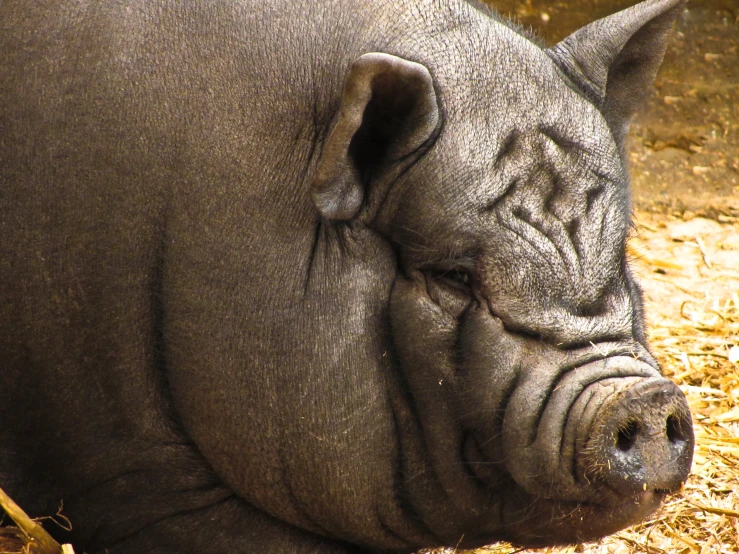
top-left (546, 0), bottom-right (685, 144)
top-left (311, 53), bottom-right (440, 221)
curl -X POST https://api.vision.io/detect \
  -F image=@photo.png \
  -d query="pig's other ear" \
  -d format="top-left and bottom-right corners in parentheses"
top-left (546, 0), bottom-right (685, 144)
top-left (311, 53), bottom-right (440, 221)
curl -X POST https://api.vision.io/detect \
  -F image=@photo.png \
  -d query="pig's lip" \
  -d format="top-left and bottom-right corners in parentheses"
top-left (462, 432), bottom-right (667, 546)
top-left (446, 490), bottom-right (667, 550)
top-left (493, 489), bottom-right (666, 547)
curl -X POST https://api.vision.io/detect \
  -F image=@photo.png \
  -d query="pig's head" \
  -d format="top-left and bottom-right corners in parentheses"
top-left (312, 0), bottom-right (692, 547)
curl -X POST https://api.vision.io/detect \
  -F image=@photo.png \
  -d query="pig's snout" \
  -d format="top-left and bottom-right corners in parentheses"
top-left (582, 378), bottom-right (694, 496)
top-left (500, 356), bottom-right (694, 507)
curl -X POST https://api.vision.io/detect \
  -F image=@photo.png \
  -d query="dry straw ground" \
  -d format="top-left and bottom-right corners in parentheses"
top-left (1, 209), bottom-right (737, 553)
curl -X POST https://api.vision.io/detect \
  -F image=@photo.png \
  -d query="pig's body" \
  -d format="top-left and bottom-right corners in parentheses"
top-left (0, 0), bottom-right (692, 552)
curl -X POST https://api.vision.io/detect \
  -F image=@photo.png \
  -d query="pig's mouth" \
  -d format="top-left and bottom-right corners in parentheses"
top-left (460, 432), bottom-right (670, 547)
top-left (495, 488), bottom-right (667, 547)
top-left (454, 356), bottom-right (693, 547)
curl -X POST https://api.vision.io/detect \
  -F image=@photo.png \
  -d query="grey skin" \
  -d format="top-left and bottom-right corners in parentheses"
top-left (0, 0), bottom-right (693, 552)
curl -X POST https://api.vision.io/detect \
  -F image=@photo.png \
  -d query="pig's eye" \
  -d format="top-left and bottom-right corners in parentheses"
top-left (428, 267), bottom-right (472, 292)
top-left (446, 268), bottom-right (471, 288)
top-left (423, 267), bottom-right (473, 318)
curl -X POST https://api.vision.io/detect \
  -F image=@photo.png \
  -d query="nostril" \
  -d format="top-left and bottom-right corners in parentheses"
top-left (615, 420), bottom-right (640, 452)
top-left (666, 414), bottom-right (686, 444)
top-left (578, 377), bottom-right (695, 498)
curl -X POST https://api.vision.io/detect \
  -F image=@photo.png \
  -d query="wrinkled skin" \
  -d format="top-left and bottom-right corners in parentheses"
top-left (0, 0), bottom-right (692, 552)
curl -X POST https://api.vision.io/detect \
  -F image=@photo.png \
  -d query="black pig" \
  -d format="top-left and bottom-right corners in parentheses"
top-left (0, 0), bottom-right (693, 552)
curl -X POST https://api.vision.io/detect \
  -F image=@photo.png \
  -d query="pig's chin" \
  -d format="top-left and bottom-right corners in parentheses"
top-left (491, 488), bottom-right (665, 548)
top-left (459, 437), bottom-right (663, 546)
top-left (455, 431), bottom-right (664, 549)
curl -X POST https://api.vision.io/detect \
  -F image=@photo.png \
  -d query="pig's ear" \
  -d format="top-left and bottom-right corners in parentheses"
top-left (312, 53), bottom-right (439, 221)
top-left (546, 0), bottom-right (685, 144)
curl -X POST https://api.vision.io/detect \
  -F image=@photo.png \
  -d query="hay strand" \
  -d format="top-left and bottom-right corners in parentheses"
top-left (0, 488), bottom-right (74, 554)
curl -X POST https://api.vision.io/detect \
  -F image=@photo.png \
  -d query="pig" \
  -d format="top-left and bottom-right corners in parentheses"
top-left (0, 0), bottom-right (692, 552)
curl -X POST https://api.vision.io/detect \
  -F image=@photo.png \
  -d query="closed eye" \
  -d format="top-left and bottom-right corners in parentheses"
top-left (426, 267), bottom-right (472, 292)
